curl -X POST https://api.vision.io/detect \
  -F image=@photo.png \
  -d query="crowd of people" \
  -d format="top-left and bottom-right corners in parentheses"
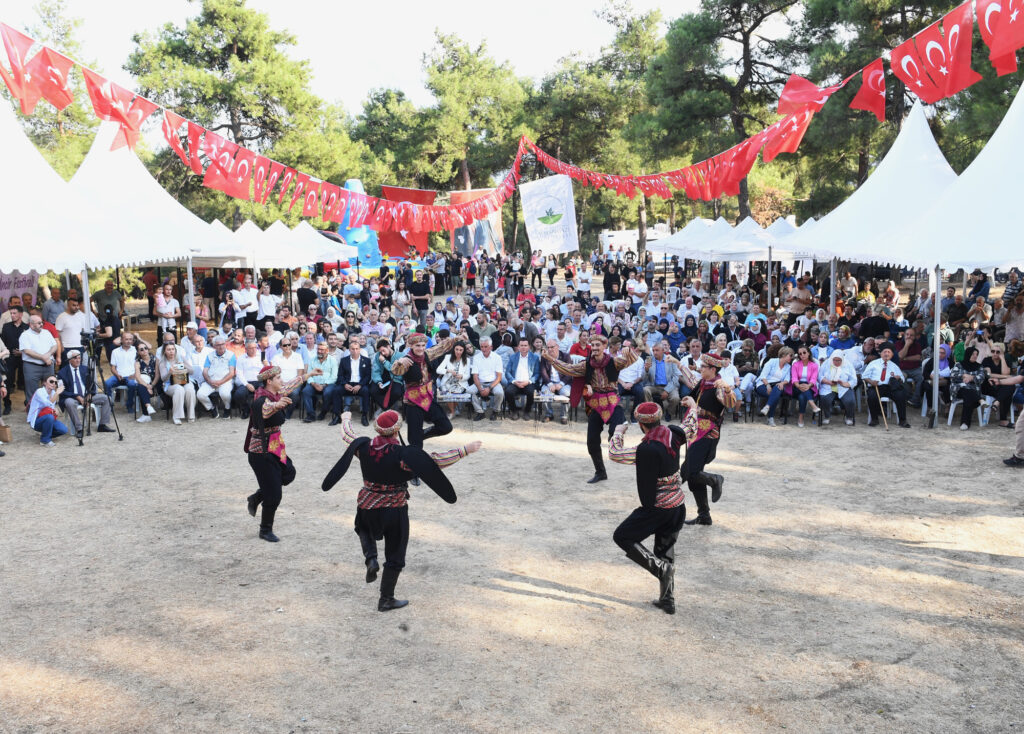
top-left (1, 250), bottom-right (1022, 466)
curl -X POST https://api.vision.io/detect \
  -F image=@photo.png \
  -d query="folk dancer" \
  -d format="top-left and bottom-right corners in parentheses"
top-left (390, 333), bottom-right (455, 448)
top-left (542, 333), bottom-right (640, 483)
top-left (676, 351), bottom-right (737, 525)
top-left (608, 402), bottom-right (687, 614)
top-left (322, 410), bottom-right (481, 611)
top-left (244, 363), bottom-right (321, 542)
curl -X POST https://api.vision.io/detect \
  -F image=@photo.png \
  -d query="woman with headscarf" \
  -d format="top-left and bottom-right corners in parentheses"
top-left (949, 346), bottom-right (987, 430)
top-left (734, 338), bottom-right (760, 408)
top-left (739, 318), bottom-right (768, 352)
top-left (921, 343), bottom-right (953, 413)
top-left (326, 306), bottom-right (344, 332)
top-left (783, 324), bottom-right (804, 352)
top-left (680, 314), bottom-right (698, 341)
top-left (818, 349), bottom-right (858, 425)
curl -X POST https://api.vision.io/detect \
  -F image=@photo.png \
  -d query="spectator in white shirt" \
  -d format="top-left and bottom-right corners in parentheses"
top-left (103, 331), bottom-right (152, 420)
top-left (198, 335), bottom-right (237, 418)
top-left (270, 333), bottom-right (305, 418)
top-left (471, 336), bottom-right (504, 419)
top-left (54, 298), bottom-right (97, 361)
top-left (256, 281), bottom-right (282, 323)
top-left (232, 338), bottom-right (266, 418)
top-left (233, 273), bottom-right (260, 328)
top-left (20, 313), bottom-right (59, 398)
top-left (156, 284), bottom-right (181, 344)
top-left (186, 334), bottom-right (213, 384)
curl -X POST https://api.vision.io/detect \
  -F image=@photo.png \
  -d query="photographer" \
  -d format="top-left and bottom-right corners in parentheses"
top-left (95, 303), bottom-right (122, 362)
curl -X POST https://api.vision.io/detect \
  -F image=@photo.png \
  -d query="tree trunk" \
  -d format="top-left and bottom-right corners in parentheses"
top-left (637, 195), bottom-right (648, 260)
top-left (460, 157), bottom-right (472, 190)
top-left (857, 147), bottom-right (870, 187)
top-left (669, 199), bottom-right (676, 234)
top-left (737, 178), bottom-right (751, 220)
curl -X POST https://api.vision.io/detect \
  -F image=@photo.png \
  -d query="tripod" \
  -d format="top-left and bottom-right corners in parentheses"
top-left (80, 336), bottom-right (123, 445)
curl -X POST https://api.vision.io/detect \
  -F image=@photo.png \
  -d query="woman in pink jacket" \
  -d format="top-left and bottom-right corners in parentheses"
top-left (786, 345), bottom-right (821, 427)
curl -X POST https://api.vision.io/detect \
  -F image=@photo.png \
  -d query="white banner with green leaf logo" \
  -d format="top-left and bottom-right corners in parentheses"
top-left (520, 174), bottom-right (579, 256)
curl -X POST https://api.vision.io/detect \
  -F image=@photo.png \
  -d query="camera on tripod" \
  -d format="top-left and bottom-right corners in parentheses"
top-left (80, 329), bottom-right (97, 346)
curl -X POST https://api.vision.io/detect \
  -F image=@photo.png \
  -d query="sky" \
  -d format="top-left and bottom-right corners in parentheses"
top-left (3, 0), bottom-right (701, 112)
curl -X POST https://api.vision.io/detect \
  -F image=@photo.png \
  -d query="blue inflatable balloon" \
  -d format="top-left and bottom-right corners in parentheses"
top-left (338, 179), bottom-right (381, 270)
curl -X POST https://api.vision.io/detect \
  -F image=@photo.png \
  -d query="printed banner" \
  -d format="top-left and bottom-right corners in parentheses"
top-left (519, 175), bottom-right (579, 256)
top-left (450, 188), bottom-right (504, 257)
top-left (0, 269), bottom-right (40, 314)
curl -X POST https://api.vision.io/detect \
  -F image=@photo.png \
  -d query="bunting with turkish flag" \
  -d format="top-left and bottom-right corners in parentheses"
top-left (24, 47), bottom-right (74, 112)
top-left (109, 95), bottom-right (157, 151)
top-left (200, 130), bottom-right (238, 191)
top-left (978, 0), bottom-right (1020, 75)
top-left (762, 108), bottom-right (816, 163)
top-left (82, 68), bottom-right (156, 150)
top-left (161, 110), bottom-right (189, 167)
top-left (913, 3), bottom-right (982, 99)
top-left (776, 74), bottom-right (846, 116)
top-left (222, 147), bottom-right (255, 200)
top-left (849, 59), bottom-right (887, 121)
top-left (0, 23), bottom-right (39, 114)
top-left (378, 186), bottom-right (437, 256)
top-left (301, 180), bottom-right (322, 217)
top-left (988, 0), bottom-right (1024, 59)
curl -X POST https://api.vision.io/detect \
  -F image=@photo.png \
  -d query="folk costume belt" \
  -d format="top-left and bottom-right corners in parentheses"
top-left (358, 481), bottom-right (410, 510)
top-left (654, 472), bottom-right (685, 509)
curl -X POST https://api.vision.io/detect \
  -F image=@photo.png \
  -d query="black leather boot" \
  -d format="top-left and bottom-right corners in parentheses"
top-left (357, 529), bottom-right (380, 583)
top-left (365, 558), bottom-right (380, 583)
top-left (246, 492), bottom-right (260, 517)
top-left (699, 471), bottom-right (724, 503)
top-left (258, 527), bottom-right (279, 542)
top-left (587, 455), bottom-right (608, 484)
top-left (684, 485), bottom-right (712, 525)
top-left (624, 543), bottom-right (674, 613)
top-left (378, 567), bottom-right (409, 611)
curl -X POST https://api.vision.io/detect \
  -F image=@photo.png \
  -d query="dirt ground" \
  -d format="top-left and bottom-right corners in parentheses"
top-left (1, 393), bottom-right (1023, 733)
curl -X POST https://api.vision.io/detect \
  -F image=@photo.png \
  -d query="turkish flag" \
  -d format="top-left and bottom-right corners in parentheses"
top-left (978, 0), bottom-right (1020, 75)
top-left (348, 194), bottom-right (375, 229)
top-left (289, 173), bottom-right (310, 211)
top-left (277, 168), bottom-right (297, 205)
top-left (777, 74), bottom-right (845, 116)
top-left (201, 130), bottom-right (239, 191)
top-left (331, 188), bottom-right (351, 223)
top-left (186, 122), bottom-right (205, 175)
top-left (301, 180), bottom-right (322, 217)
top-left (849, 59), bottom-right (887, 121)
top-left (262, 161), bottom-right (284, 204)
top-left (320, 183), bottom-right (341, 222)
top-left (908, 6), bottom-right (982, 100)
top-left (109, 95), bottom-right (157, 151)
top-left (0, 23), bottom-right (40, 114)
top-left (222, 148), bottom-right (255, 200)
top-left (891, 30), bottom-right (946, 104)
top-left (988, 0), bottom-right (1024, 59)
top-left (82, 68), bottom-right (133, 122)
top-left (24, 47), bottom-right (75, 112)
top-left (162, 111), bottom-right (189, 167)
top-left (378, 185), bottom-right (437, 256)
top-left (252, 156), bottom-right (272, 202)
top-left (762, 108), bottom-right (816, 162)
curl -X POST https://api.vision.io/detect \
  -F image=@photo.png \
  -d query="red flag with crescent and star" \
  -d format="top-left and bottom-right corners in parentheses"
top-left (0, 23), bottom-right (40, 114)
top-left (24, 47), bottom-right (75, 112)
top-left (378, 186), bottom-right (437, 256)
top-left (977, 0), bottom-right (1020, 75)
top-left (988, 0), bottom-right (1024, 59)
top-left (849, 59), bottom-right (887, 121)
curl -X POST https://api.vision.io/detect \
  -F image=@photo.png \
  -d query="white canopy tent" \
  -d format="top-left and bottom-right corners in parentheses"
top-left (876, 83), bottom-right (1024, 271)
top-left (0, 98), bottom-right (99, 273)
top-left (290, 221), bottom-right (357, 264)
top-left (786, 101), bottom-right (957, 267)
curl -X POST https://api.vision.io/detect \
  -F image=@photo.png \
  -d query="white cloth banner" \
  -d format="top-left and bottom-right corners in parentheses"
top-left (520, 174), bottom-right (579, 256)
top-left (0, 270), bottom-right (39, 315)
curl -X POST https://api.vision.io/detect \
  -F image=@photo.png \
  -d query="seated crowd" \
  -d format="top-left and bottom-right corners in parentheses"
top-left (2, 259), bottom-right (1022, 448)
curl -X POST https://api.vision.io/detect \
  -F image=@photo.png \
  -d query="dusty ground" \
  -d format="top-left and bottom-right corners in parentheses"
top-left (1, 397), bottom-right (1022, 734)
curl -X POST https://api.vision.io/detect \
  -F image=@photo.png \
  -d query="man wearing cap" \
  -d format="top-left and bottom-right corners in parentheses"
top-left (543, 333), bottom-right (640, 483)
top-left (57, 350), bottom-right (114, 436)
top-left (323, 410), bottom-right (481, 611)
top-left (676, 351), bottom-right (737, 525)
top-left (198, 335), bottom-right (237, 419)
top-left (862, 343), bottom-right (911, 428)
top-left (608, 402), bottom-right (687, 614)
top-left (244, 362), bottom-right (321, 542)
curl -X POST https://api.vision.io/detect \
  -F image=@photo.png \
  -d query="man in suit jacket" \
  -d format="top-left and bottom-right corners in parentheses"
top-left (336, 337), bottom-right (372, 425)
top-left (57, 349), bottom-right (114, 435)
top-left (642, 341), bottom-right (682, 419)
top-left (505, 337), bottom-right (541, 420)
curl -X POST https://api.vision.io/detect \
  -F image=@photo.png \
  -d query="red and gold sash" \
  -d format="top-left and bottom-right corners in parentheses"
top-left (585, 389), bottom-right (619, 424)
top-left (404, 380), bottom-right (434, 412)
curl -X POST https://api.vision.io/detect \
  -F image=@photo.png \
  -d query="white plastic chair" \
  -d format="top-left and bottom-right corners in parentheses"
top-left (946, 399), bottom-right (985, 427)
top-left (981, 395), bottom-right (1017, 426)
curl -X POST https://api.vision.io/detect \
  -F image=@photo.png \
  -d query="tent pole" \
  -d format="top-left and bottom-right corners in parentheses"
top-left (931, 264), bottom-right (941, 428)
top-left (767, 246), bottom-right (773, 311)
top-left (81, 268), bottom-right (92, 326)
top-left (962, 268), bottom-right (968, 297)
top-left (186, 256), bottom-right (197, 322)
top-left (64, 269), bottom-right (71, 292)
top-left (829, 258), bottom-right (837, 317)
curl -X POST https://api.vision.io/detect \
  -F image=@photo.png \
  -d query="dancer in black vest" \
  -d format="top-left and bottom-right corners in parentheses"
top-left (543, 334), bottom-right (639, 483)
top-left (609, 401), bottom-right (687, 614)
top-left (322, 410), bottom-right (481, 611)
top-left (390, 333), bottom-right (454, 448)
top-left (244, 364), bottom-right (321, 542)
top-left (675, 351), bottom-right (737, 526)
